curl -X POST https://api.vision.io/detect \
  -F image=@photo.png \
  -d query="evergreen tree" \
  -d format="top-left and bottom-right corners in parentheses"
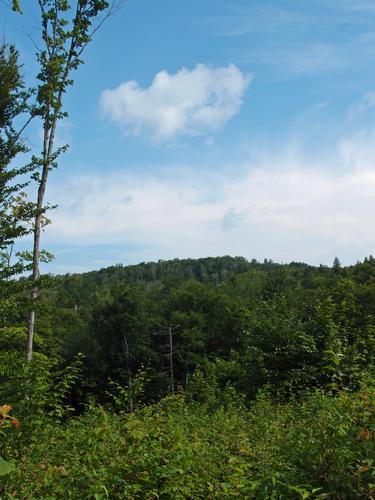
top-left (0, 43), bottom-right (34, 281)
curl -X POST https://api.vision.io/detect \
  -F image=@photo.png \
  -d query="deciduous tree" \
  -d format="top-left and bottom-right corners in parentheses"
top-left (13, 0), bottom-right (118, 361)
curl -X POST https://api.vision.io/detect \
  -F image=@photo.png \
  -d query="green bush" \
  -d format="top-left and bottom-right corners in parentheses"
top-left (1, 389), bottom-right (374, 499)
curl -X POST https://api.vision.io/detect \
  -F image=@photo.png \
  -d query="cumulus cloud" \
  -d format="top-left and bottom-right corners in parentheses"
top-left (45, 132), bottom-right (375, 268)
top-left (100, 64), bottom-right (252, 141)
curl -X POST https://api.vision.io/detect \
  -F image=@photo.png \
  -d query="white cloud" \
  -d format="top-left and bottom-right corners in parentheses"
top-left (45, 132), bottom-right (375, 267)
top-left (207, 3), bottom-right (375, 78)
top-left (272, 43), bottom-right (346, 76)
top-left (347, 91), bottom-right (375, 121)
top-left (100, 64), bottom-right (252, 141)
top-left (339, 129), bottom-right (375, 170)
top-left (209, 1), bottom-right (375, 37)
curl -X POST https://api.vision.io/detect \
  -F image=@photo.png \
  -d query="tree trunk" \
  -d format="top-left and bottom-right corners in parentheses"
top-left (26, 118), bottom-right (50, 361)
top-left (169, 326), bottom-right (174, 396)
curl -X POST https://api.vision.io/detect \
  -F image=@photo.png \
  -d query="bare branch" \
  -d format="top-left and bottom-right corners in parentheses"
top-left (25, 30), bottom-right (42, 52)
top-left (74, 0), bottom-right (125, 60)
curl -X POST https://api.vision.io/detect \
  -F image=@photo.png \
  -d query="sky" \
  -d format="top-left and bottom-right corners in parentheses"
top-left (3, 0), bottom-right (375, 273)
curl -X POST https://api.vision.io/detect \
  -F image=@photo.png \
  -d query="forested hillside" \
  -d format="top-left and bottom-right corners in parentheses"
top-left (1, 256), bottom-right (375, 497)
top-left (35, 255), bottom-right (375, 403)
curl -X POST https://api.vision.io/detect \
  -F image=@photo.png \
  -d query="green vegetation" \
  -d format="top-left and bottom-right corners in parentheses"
top-left (1, 2), bottom-right (374, 498)
top-left (1, 385), bottom-right (374, 498)
top-left (0, 256), bottom-right (375, 498)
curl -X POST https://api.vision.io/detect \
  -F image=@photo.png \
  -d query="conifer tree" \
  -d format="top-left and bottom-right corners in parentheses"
top-left (0, 43), bottom-right (34, 281)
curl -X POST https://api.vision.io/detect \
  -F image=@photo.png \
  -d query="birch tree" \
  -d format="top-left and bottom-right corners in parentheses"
top-left (11, 0), bottom-right (117, 361)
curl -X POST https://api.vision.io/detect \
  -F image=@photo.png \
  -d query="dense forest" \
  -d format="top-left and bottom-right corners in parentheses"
top-left (18, 255), bottom-right (375, 403)
top-left (1, 256), bottom-right (375, 497)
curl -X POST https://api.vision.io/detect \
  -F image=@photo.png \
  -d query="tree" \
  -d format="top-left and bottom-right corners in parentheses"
top-left (89, 284), bottom-right (155, 405)
top-left (0, 43), bottom-right (38, 335)
top-left (0, 43), bottom-right (35, 473)
top-left (162, 281), bottom-right (247, 389)
top-left (333, 257), bottom-right (342, 273)
top-left (13, 0), bottom-right (118, 361)
top-left (0, 43), bottom-right (34, 280)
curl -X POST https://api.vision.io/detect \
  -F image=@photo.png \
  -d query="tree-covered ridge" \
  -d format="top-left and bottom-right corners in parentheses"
top-left (44, 255), bottom-right (332, 308)
top-left (52, 255), bottom-right (254, 298)
top-left (15, 255), bottom-right (371, 405)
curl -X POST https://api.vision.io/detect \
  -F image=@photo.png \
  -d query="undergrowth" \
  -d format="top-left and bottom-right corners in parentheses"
top-left (1, 388), bottom-right (374, 499)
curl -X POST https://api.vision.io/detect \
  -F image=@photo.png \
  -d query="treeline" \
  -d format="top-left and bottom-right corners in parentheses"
top-left (3, 255), bottom-right (374, 408)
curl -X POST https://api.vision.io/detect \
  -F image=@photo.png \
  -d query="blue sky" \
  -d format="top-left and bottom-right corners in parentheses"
top-left (3, 0), bottom-right (375, 272)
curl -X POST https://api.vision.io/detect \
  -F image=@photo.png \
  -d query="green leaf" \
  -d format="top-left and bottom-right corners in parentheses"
top-left (12, 0), bottom-right (22, 12)
top-left (0, 457), bottom-right (15, 476)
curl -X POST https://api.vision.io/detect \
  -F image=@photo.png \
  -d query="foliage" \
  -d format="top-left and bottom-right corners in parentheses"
top-left (3, 3), bottom-right (374, 498)
top-left (107, 367), bottom-right (151, 413)
top-left (25, 0), bottom-right (115, 361)
top-left (0, 389), bottom-right (373, 498)
top-left (0, 405), bottom-right (19, 476)
top-left (0, 43), bottom-right (35, 282)
top-left (2, 242), bottom-right (375, 495)
top-left (28, 256), bottom-right (374, 403)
